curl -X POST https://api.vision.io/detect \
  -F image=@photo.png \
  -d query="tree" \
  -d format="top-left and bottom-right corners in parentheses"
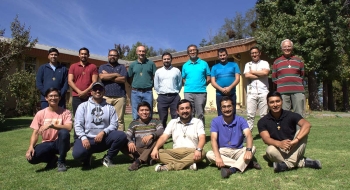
top-left (114, 44), bottom-right (130, 59)
top-left (157, 48), bottom-right (176, 55)
top-left (0, 16), bottom-right (38, 81)
top-left (255, 0), bottom-right (350, 111)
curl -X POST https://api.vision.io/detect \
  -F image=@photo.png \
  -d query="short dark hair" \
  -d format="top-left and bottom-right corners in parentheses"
top-left (162, 52), bottom-right (173, 59)
top-left (79, 47), bottom-right (90, 54)
top-left (187, 44), bottom-right (198, 54)
top-left (108, 49), bottom-right (119, 56)
top-left (45, 88), bottom-right (61, 97)
top-left (177, 99), bottom-right (192, 110)
top-left (48, 48), bottom-right (59, 56)
top-left (137, 101), bottom-right (151, 112)
top-left (250, 46), bottom-right (260, 52)
top-left (220, 96), bottom-right (233, 105)
top-left (266, 91), bottom-right (282, 102)
top-left (217, 48), bottom-right (228, 55)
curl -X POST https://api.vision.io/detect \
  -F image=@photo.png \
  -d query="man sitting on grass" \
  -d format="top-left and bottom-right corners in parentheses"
top-left (151, 99), bottom-right (206, 172)
top-left (25, 88), bottom-right (72, 172)
top-left (72, 82), bottom-right (127, 168)
top-left (126, 101), bottom-right (164, 171)
top-left (206, 96), bottom-right (260, 179)
top-left (258, 91), bottom-right (322, 172)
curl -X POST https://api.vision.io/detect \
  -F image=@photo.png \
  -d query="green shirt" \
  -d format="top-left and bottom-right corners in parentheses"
top-left (128, 59), bottom-right (156, 88)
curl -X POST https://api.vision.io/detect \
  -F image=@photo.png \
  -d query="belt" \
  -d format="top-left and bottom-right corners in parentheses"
top-left (159, 93), bottom-right (178, 96)
top-left (132, 88), bottom-right (152, 92)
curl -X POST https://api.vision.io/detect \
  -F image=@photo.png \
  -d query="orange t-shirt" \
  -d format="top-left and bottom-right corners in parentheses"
top-left (30, 107), bottom-right (72, 142)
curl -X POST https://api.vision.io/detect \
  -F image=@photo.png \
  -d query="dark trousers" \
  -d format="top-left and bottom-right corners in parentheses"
top-left (216, 94), bottom-right (236, 116)
top-left (72, 130), bottom-right (127, 161)
top-left (157, 94), bottom-right (180, 128)
top-left (129, 141), bottom-right (157, 162)
top-left (27, 129), bottom-right (70, 164)
top-left (41, 97), bottom-right (66, 109)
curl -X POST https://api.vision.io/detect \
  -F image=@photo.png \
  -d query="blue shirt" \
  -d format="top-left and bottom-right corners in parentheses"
top-left (182, 58), bottom-right (210, 93)
top-left (211, 62), bottom-right (241, 95)
top-left (99, 62), bottom-right (127, 97)
top-left (210, 115), bottom-right (249, 149)
top-left (154, 66), bottom-right (182, 94)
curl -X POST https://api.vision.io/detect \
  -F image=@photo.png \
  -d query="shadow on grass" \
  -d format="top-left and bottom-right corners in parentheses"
top-left (0, 117), bottom-right (32, 132)
top-left (253, 134), bottom-right (261, 140)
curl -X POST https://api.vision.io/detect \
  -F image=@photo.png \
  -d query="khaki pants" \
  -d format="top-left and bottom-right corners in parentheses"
top-left (282, 93), bottom-right (305, 117)
top-left (265, 133), bottom-right (307, 169)
top-left (206, 146), bottom-right (256, 172)
top-left (104, 96), bottom-right (126, 131)
top-left (158, 148), bottom-right (205, 171)
top-left (246, 93), bottom-right (268, 131)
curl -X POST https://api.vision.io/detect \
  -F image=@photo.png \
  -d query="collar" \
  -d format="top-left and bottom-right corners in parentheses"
top-left (163, 65), bottom-right (173, 70)
top-left (250, 60), bottom-right (261, 64)
top-left (221, 115), bottom-right (237, 127)
top-left (265, 109), bottom-right (288, 121)
top-left (46, 63), bottom-right (61, 68)
top-left (137, 58), bottom-right (148, 64)
top-left (189, 58), bottom-right (200, 64)
top-left (176, 117), bottom-right (194, 126)
top-left (107, 62), bottom-right (120, 67)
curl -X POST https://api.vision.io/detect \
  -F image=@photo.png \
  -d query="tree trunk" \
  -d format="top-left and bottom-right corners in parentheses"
top-left (342, 79), bottom-right (349, 111)
top-left (323, 80), bottom-right (328, 110)
top-left (307, 70), bottom-right (320, 110)
top-left (328, 81), bottom-right (335, 111)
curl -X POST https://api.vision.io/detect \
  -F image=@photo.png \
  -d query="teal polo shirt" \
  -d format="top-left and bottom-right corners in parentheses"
top-left (182, 58), bottom-right (210, 93)
top-left (128, 59), bottom-right (156, 89)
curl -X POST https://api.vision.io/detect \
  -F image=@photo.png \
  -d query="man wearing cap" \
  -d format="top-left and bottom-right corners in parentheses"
top-left (36, 48), bottom-right (69, 109)
top-left (72, 82), bottom-right (127, 168)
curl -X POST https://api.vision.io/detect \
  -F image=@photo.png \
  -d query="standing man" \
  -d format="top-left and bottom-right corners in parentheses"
top-left (206, 96), bottom-right (259, 178)
top-left (258, 91), bottom-right (321, 173)
top-left (272, 39), bottom-right (305, 117)
top-left (151, 99), bottom-right (206, 172)
top-left (182, 44), bottom-right (210, 126)
top-left (211, 48), bottom-right (240, 116)
top-left (154, 52), bottom-right (182, 128)
top-left (72, 82), bottom-right (127, 168)
top-left (243, 47), bottom-right (270, 131)
top-left (68, 47), bottom-right (98, 115)
top-left (25, 88), bottom-right (72, 172)
top-left (99, 49), bottom-right (128, 131)
top-left (127, 45), bottom-right (156, 120)
top-left (36, 48), bottom-right (68, 109)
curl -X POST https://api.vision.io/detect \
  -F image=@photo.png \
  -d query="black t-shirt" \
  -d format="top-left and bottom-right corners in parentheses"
top-left (258, 110), bottom-right (303, 141)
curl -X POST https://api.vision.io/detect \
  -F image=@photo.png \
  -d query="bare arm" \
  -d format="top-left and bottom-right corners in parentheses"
top-left (151, 133), bottom-right (170, 160)
top-left (290, 119), bottom-right (311, 146)
top-left (243, 128), bottom-right (253, 160)
top-left (82, 74), bottom-right (98, 93)
top-left (206, 76), bottom-right (211, 85)
top-left (211, 77), bottom-right (224, 92)
top-left (68, 74), bottom-right (82, 94)
top-left (25, 130), bottom-right (39, 160)
top-left (210, 132), bottom-right (225, 168)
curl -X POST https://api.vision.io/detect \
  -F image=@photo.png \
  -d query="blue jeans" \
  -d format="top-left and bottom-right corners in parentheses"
top-left (72, 130), bottom-right (127, 161)
top-left (216, 94), bottom-right (236, 116)
top-left (131, 90), bottom-right (153, 120)
top-left (27, 129), bottom-right (70, 164)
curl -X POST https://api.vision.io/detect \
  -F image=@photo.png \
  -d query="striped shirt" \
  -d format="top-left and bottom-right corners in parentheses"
top-left (272, 55), bottom-right (305, 94)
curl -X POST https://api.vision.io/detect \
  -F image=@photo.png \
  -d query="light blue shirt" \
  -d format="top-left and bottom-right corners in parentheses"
top-left (182, 58), bottom-right (210, 93)
top-left (211, 62), bottom-right (241, 95)
top-left (154, 66), bottom-right (182, 94)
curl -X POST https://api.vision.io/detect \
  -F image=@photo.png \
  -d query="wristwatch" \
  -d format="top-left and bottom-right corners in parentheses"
top-left (195, 148), bottom-right (202, 152)
top-left (246, 148), bottom-right (252, 151)
top-left (49, 124), bottom-right (54, 128)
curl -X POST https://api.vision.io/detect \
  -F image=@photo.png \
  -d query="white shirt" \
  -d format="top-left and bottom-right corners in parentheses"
top-left (154, 66), bottom-right (182, 94)
top-left (164, 117), bottom-right (205, 149)
top-left (243, 60), bottom-right (270, 94)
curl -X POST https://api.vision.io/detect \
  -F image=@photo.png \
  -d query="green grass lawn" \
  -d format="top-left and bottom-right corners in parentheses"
top-left (0, 113), bottom-right (349, 189)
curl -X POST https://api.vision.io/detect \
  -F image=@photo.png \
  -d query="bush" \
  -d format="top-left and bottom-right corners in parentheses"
top-left (6, 69), bottom-right (39, 116)
top-left (0, 88), bottom-right (7, 122)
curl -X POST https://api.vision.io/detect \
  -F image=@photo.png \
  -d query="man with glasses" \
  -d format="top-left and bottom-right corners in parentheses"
top-left (182, 44), bottom-right (210, 126)
top-left (206, 96), bottom-right (260, 179)
top-left (72, 82), bottom-right (127, 168)
top-left (99, 49), bottom-right (128, 131)
top-left (243, 47), bottom-right (270, 131)
top-left (272, 39), bottom-right (305, 117)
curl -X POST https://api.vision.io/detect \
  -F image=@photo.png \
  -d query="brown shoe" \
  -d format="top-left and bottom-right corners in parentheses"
top-left (221, 167), bottom-right (236, 178)
top-left (128, 160), bottom-right (140, 171)
top-left (248, 161), bottom-right (262, 170)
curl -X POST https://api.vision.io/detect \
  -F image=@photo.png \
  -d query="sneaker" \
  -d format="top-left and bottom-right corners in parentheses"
top-left (221, 167), bottom-right (236, 178)
top-left (102, 155), bottom-right (115, 168)
top-left (273, 162), bottom-right (288, 173)
top-left (45, 156), bottom-right (58, 170)
top-left (189, 163), bottom-right (197, 171)
top-left (82, 155), bottom-right (93, 168)
top-left (57, 162), bottom-right (67, 172)
top-left (304, 158), bottom-right (322, 169)
top-left (128, 160), bottom-right (140, 171)
top-left (155, 164), bottom-right (168, 172)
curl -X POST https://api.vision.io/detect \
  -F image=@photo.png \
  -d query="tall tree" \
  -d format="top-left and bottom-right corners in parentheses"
top-left (114, 44), bottom-right (130, 59)
top-left (255, 0), bottom-right (350, 110)
top-left (0, 16), bottom-right (38, 81)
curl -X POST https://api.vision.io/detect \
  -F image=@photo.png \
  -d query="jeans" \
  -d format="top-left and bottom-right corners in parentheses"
top-left (216, 94), bottom-right (236, 116)
top-left (27, 129), bottom-right (70, 164)
top-left (131, 90), bottom-right (153, 120)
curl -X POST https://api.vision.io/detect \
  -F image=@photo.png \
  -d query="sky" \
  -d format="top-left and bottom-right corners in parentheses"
top-left (0, 0), bottom-right (257, 56)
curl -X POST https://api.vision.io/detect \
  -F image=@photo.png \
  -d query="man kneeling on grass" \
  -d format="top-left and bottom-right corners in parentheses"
top-left (126, 101), bottom-right (164, 171)
top-left (72, 82), bottom-right (127, 168)
top-left (150, 99), bottom-right (206, 172)
top-left (258, 91), bottom-right (322, 172)
top-left (26, 88), bottom-right (72, 172)
top-left (206, 96), bottom-right (260, 179)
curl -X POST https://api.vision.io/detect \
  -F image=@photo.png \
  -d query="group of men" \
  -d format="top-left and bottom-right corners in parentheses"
top-left (26, 40), bottom-right (321, 177)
